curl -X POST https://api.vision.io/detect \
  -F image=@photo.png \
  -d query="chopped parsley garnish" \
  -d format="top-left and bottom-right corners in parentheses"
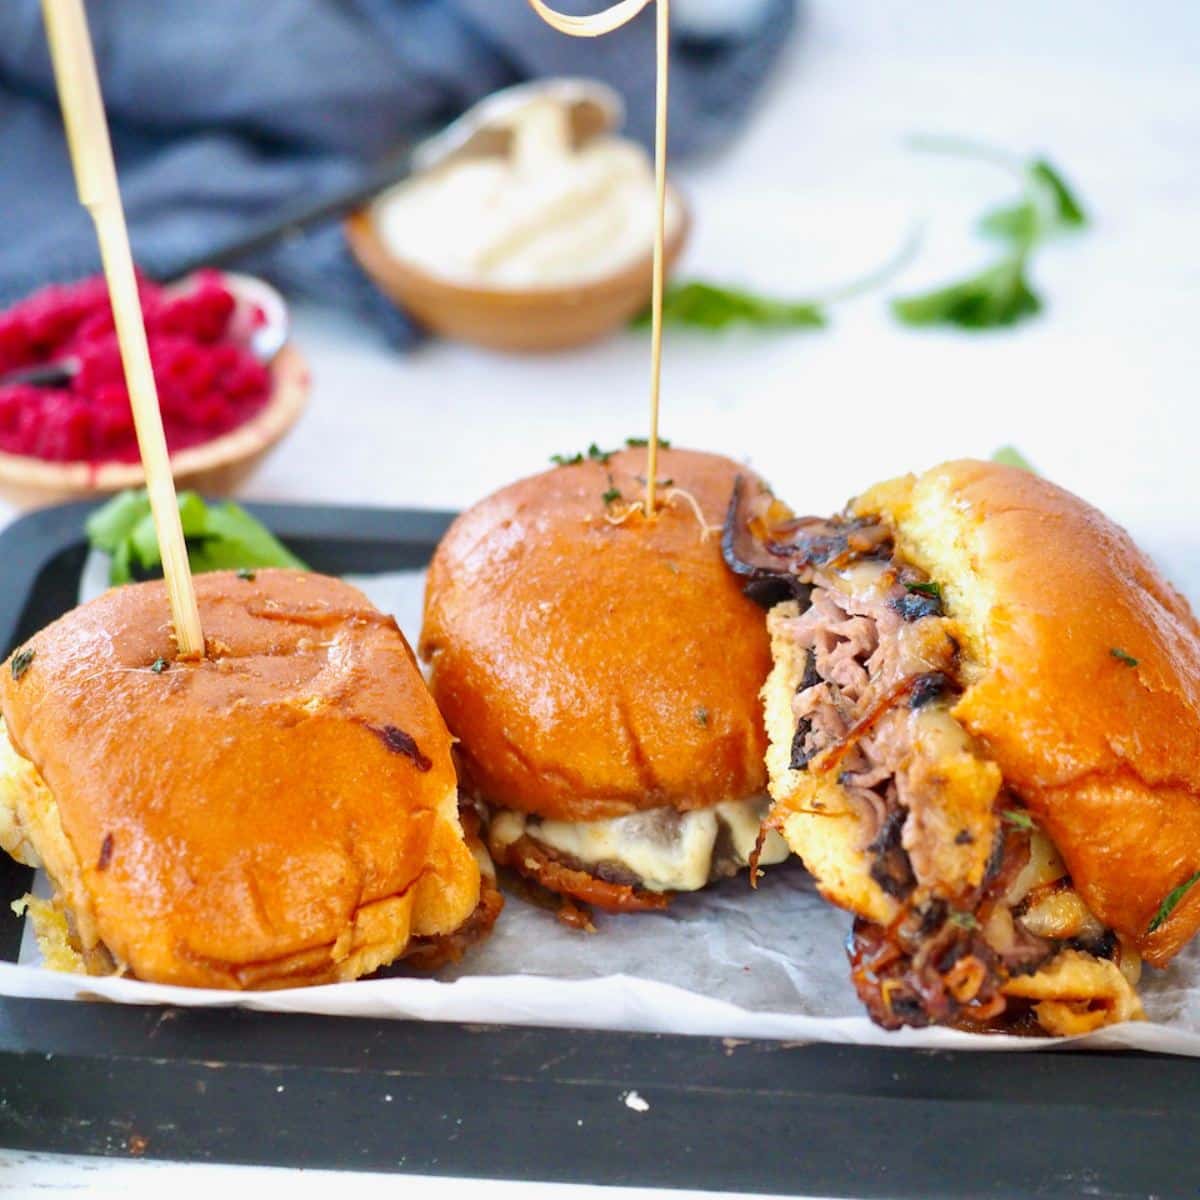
top-left (551, 443), bottom-right (619, 468)
top-left (905, 581), bottom-right (942, 600)
top-left (10, 648), bottom-right (34, 681)
top-left (695, 706), bottom-right (710, 727)
top-left (892, 142), bottom-right (1087, 330)
top-left (991, 445), bottom-right (1038, 473)
top-left (236, 567), bottom-right (256, 581)
top-left (151, 657), bottom-right (169, 674)
top-left (947, 910), bottom-right (978, 930)
top-left (625, 436), bottom-right (672, 449)
top-left (1110, 648), bottom-right (1139, 668)
top-left (1148, 870), bottom-right (1200, 934)
top-left (602, 477), bottom-right (623, 506)
top-left (1001, 808), bottom-right (1036, 831)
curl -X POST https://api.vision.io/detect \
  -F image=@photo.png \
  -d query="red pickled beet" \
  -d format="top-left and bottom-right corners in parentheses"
top-left (0, 269), bottom-right (270, 464)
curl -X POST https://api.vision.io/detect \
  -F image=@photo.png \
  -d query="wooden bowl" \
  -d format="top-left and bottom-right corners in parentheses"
top-left (345, 194), bottom-right (690, 353)
top-left (0, 344), bottom-right (309, 510)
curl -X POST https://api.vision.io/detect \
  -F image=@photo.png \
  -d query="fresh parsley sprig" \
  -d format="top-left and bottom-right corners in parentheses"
top-left (892, 140), bottom-right (1088, 330)
top-left (632, 282), bottom-right (827, 332)
top-left (892, 258), bottom-right (1042, 329)
top-left (979, 160), bottom-right (1087, 241)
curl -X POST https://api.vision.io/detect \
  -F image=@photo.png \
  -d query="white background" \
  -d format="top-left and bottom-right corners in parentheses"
top-left (2, 0), bottom-right (1198, 1195)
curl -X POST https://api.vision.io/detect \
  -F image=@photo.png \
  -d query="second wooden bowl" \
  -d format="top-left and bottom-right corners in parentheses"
top-left (0, 344), bottom-right (310, 510)
top-left (345, 196), bottom-right (690, 353)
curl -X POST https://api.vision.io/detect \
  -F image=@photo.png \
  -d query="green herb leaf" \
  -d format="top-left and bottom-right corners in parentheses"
top-left (991, 446), bottom-right (1038, 473)
top-left (10, 647), bottom-right (34, 681)
top-left (695, 706), bottom-right (710, 727)
top-left (150, 657), bottom-right (169, 674)
top-left (1110, 647), bottom-right (1139, 668)
top-left (85, 490), bottom-right (152, 554)
top-left (236, 568), bottom-right (256, 581)
top-left (892, 256), bottom-right (1042, 329)
top-left (979, 160), bottom-right (1087, 243)
top-left (633, 281), bottom-right (827, 332)
top-left (602, 485), bottom-right (622, 506)
top-left (905, 581), bottom-right (942, 600)
top-left (895, 143), bottom-right (1086, 331)
top-left (88, 490), bottom-right (308, 586)
top-left (947, 910), bottom-right (978, 930)
top-left (1030, 159), bottom-right (1087, 228)
top-left (1001, 808), bottom-right (1036, 831)
top-left (1149, 869), bottom-right (1200, 933)
top-left (550, 452), bottom-right (584, 467)
top-left (978, 201), bottom-right (1039, 244)
top-left (625, 436), bottom-right (672, 449)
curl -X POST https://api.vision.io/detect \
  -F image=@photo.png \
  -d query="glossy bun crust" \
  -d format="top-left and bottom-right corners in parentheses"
top-left (855, 460), bottom-right (1200, 966)
top-left (0, 570), bottom-right (481, 988)
top-left (420, 448), bottom-right (772, 822)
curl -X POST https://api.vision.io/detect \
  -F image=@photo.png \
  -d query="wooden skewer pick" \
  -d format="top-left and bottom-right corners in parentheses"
top-left (528, 0), bottom-right (670, 514)
top-left (41, 0), bottom-right (204, 658)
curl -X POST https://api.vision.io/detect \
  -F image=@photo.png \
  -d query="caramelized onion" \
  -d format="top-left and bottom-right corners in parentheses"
top-left (722, 476), bottom-right (894, 609)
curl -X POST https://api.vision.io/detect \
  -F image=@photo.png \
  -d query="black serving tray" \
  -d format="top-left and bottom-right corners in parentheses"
top-left (0, 500), bottom-right (1197, 1198)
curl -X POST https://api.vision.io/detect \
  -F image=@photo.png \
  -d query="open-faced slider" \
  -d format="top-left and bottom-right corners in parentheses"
top-left (726, 459), bottom-right (1200, 1034)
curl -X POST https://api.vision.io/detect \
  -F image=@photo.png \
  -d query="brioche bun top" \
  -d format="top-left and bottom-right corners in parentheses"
top-left (420, 447), bottom-right (771, 822)
top-left (855, 459), bottom-right (1200, 965)
top-left (0, 569), bottom-right (479, 988)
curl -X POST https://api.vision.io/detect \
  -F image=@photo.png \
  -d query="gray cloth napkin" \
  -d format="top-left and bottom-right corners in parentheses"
top-left (0, 0), bottom-right (796, 346)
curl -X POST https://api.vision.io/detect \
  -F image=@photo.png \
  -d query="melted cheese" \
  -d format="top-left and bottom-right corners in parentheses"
top-left (0, 721), bottom-right (45, 868)
top-left (11, 894), bottom-right (82, 972)
top-left (491, 796), bottom-right (789, 893)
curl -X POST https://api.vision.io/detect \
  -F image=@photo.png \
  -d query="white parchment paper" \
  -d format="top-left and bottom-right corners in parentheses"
top-left (5, 552), bottom-right (1200, 1055)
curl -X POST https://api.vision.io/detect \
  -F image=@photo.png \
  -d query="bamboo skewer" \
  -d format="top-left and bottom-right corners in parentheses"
top-left (528, 0), bottom-right (670, 514)
top-left (41, 0), bottom-right (204, 659)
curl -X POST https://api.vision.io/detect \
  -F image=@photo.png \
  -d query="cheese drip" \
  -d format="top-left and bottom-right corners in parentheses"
top-left (490, 796), bottom-right (789, 893)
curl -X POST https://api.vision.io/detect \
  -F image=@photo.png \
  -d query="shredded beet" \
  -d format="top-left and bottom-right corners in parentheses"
top-left (0, 270), bottom-right (269, 464)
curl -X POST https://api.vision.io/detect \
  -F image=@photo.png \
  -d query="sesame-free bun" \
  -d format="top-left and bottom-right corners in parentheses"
top-left (853, 460), bottom-right (1200, 966)
top-left (0, 570), bottom-right (482, 989)
top-left (420, 447), bottom-right (772, 823)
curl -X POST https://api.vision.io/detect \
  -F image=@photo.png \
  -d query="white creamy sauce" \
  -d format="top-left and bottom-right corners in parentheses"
top-left (372, 98), bottom-right (682, 289)
top-left (491, 796), bottom-right (789, 894)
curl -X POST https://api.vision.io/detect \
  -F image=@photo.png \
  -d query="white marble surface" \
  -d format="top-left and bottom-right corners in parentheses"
top-left (3, 0), bottom-right (1198, 1195)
